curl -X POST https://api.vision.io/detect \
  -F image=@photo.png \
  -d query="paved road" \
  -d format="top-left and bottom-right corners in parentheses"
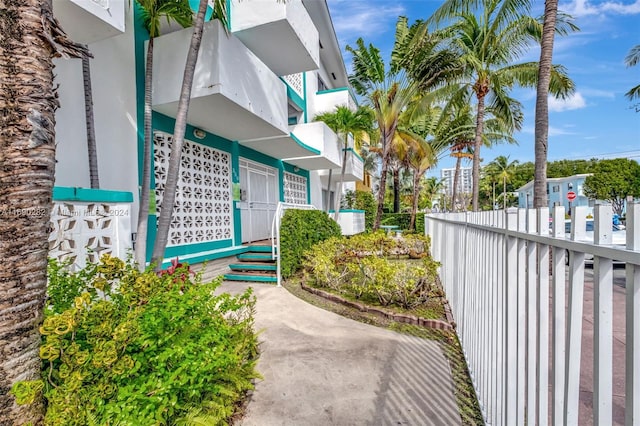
top-left (218, 282), bottom-right (461, 426)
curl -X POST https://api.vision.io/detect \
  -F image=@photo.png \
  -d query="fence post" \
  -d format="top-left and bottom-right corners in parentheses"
top-left (551, 205), bottom-right (566, 426)
top-left (537, 208), bottom-right (550, 425)
top-left (626, 202), bottom-right (640, 426)
top-left (504, 209), bottom-right (518, 424)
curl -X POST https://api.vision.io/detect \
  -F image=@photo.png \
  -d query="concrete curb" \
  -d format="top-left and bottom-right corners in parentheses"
top-left (299, 281), bottom-right (454, 331)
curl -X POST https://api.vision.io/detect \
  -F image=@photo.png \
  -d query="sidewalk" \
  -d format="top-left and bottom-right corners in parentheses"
top-left (218, 282), bottom-right (461, 426)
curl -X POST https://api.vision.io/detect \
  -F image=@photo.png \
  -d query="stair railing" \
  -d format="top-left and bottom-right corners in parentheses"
top-left (271, 202), bottom-right (317, 287)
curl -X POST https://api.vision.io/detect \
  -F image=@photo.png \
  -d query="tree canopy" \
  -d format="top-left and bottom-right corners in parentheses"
top-left (583, 158), bottom-right (640, 215)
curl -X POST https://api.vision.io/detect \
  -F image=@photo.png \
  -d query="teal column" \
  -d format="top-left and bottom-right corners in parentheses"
top-left (232, 141), bottom-right (242, 245)
top-left (278, 161), bottom-right (285, 202)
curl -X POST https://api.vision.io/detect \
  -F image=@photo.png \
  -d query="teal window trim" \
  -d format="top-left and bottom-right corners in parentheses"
top-left (225, 0), bottom-right (232, 30)
top-left (152, 112), bottom-right (233, 154)
top-left (290, 132), bottom-right (320, 155)
top-left (316, 87), bottom-right (349, 95)
top-left (343, 147), bottom-right (364, 162)
top-left (53, 187), bottom-right (134, 203)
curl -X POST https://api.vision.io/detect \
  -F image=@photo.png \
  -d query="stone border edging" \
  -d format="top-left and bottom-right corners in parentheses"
top-left (299, 281), bottom-right (454, 331)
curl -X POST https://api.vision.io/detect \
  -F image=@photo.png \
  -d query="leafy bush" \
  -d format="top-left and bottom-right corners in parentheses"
top-left (13, 255), bottom-right (258, 425)
top-left (381, 213), bottom-right (425, 234)
top-left (302, 233), bottom-right (440, 310)
top-left (280, 209), bottom-right (342, 279)
top-left (342, 190), bottom-right (377, 231)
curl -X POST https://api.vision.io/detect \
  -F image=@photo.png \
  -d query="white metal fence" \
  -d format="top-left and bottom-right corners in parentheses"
top-left (425, 203), bottom-right (639, 426)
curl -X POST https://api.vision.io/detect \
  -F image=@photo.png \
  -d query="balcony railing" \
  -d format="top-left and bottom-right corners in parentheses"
top-left (425, 204), bottom-right (640, 425)
top-left (53, 0), bottom-right (125, 44)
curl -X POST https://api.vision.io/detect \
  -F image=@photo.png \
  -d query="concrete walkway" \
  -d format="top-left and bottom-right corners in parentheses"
top-left (218, 282), bottom-right (461, 426)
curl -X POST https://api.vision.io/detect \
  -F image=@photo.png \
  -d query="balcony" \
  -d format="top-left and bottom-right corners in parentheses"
top-left (53, 0), bottom-right (125, 44)
top-left (230, 0), bottom-right (319, 76)
top-left (241, 122), bottom-right (340, 170)
top-left (313, 87), bottom-right (357, 116)
top-left (152, 20), bottom-right (288, 141)
top-left (318, 148), bottom-right (364, 182)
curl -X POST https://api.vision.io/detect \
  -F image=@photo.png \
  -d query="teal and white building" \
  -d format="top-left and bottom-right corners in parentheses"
top-left (50, 0), bottom-right (363, 268)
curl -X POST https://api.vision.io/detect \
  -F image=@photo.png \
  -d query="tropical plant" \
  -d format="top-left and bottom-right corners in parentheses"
top-left (487, 155), bottom-right (519, 209)
top-left (429, 0), bottom-right (575, 211)
top-left (151, 0), bottom-right (228, 269)
top-left (314, 105), bottom-right (374, 217)
top-left (625, 44), bottom-right (640, 111)
top-left (134, 0), bottom-right (194, 270)
top-left (12, 256), bottom-right (258, 425)
top-left (347, 16), bottom-right (459, 229)
top-left (0, 1), bottom-right (89, 422)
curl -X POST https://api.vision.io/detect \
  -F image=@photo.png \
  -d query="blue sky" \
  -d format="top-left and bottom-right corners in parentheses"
top-left (326, 0), bottom-right (640, 173)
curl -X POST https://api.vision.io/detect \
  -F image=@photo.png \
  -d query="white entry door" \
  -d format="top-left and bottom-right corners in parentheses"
top-left (239, 159), bottom-right (279, 243)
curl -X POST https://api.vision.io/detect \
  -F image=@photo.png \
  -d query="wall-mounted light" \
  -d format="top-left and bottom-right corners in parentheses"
top-left (294, 166), bottom-right (300, 172)
top-left (193, 128), bottom-right (206, 139)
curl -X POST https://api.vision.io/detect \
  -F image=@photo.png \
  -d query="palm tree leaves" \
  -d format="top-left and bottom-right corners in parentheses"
top-left (137, 0), bottom-right (194, 38)
top-left (625, 44), bottom-right (640, 102)
top-left (347, 39), bottom-right (386, 95)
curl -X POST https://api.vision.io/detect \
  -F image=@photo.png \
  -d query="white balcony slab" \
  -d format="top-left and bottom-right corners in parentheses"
top-left (53, 0), bottom-right (125, 44)
top-left (231, 0), bottom-right (319, 76)
top-left (313, 87), bottom-right (357, 116)
top-left (318, 149), bottom-right (364, 182)
top-left (152, 19), bottom-right (288, 141)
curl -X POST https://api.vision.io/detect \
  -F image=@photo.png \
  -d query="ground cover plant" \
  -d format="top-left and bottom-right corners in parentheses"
top-left (302, 232), bottom-right (441, 312)
top-left (12, 255), bottom-right (258, 425)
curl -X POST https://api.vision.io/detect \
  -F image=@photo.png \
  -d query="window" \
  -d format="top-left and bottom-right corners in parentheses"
top-left (552, 185), bottom-right (560, 193)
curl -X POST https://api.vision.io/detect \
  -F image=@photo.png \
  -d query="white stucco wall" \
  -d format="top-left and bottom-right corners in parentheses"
top-left (54, 3), bottom-right (139, 224)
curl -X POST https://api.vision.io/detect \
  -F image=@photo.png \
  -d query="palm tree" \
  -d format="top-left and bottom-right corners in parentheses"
top-left (0, 1), bottom-right (88, 422)
top-left (314, 105), bottom-right (373, 218)
top-left (430, 0), bottom-right (575, 211)
top-left (450, 142), bottom-right (474, 211)
top-left (347, 17), bottom-right (457, 229)
top-left (150, 0), bottom-right (228, 269)
top-left (134, 0), bottom-right (193, 270)
top-left (487, 155), bottom-right (519, 209)
top-left (534, 3), bottom-right (578, 207)
top-left (625, 44), bottom-right (640, 109)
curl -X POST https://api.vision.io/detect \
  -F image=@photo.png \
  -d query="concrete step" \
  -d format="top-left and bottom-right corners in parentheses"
top-left (237, 253), bottom-right (275, 262)
top-left (224, 272), bottom-right (277, 283)
top-left (229, 262), bottom-right (276, 272)
top-left (246, 245), bottom-right (274, 253)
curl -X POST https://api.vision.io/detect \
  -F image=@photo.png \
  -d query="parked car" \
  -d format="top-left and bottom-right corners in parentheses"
top-left (564, 219), bottom-right (626, 266)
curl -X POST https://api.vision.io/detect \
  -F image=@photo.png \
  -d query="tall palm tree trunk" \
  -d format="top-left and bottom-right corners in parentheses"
top-left (82, 51), bottom-right (99, 188)
top-left (451, 156), bottom-right (461, 211)
top-left (472, 93), bottom-right (486, 211)
top-left (332, 143), bottom-right (349, 221)
top-left (0, 1), bottom-right (88, 422)
top-left (409, 169), bottom-right (421, 230)
top-left (534, 0), bottom-right (558, 208)
top-left (135, 36), bottom-right (155, 269)
top-left (324, 169), bottom-right (333, 212)
top-left (151, 0), bottom-right (209, 268)
top-left (374, 129), bottom-right (395, 230)
top-left (503, 177), bottom-right (507, 209)
top-left (392, 167), bottom-right (400, 213)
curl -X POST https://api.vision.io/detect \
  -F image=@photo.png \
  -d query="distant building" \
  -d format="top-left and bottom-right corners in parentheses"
top-left (517, 174), bottom-right (592, 212)
top-left (441, 167), bottom-right (472, 196)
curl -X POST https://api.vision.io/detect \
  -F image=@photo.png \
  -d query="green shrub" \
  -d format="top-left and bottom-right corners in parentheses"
top-left (302, 233), bottom-right (440, 310)
top-left (280, 209), bottom-right (342, 279)
top-left (342, 190), bottom-right (376, 231)
top-left (14, 255), bottom-right (258, 426)
top-left (380, 213), bottom-right (425, 233)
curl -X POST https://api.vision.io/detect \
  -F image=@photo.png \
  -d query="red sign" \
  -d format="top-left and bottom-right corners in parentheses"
top-left (567, 191), bottom-right (577, 201)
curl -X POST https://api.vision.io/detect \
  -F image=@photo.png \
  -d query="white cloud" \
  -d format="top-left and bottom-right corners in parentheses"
top-left (328, 0), bottom-right (405, 38)
top-left (522, 125), bottom-right (576, 136)
top-left (548, 92), bottom-right (587, 112)
top-left (561, 0), bottom-right (640, 17)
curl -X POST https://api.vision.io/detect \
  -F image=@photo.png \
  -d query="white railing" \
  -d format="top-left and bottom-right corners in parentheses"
top-left (271, 202), bottom-right (317, 287)
top-left (425, 203), bottom-right (640, 426)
